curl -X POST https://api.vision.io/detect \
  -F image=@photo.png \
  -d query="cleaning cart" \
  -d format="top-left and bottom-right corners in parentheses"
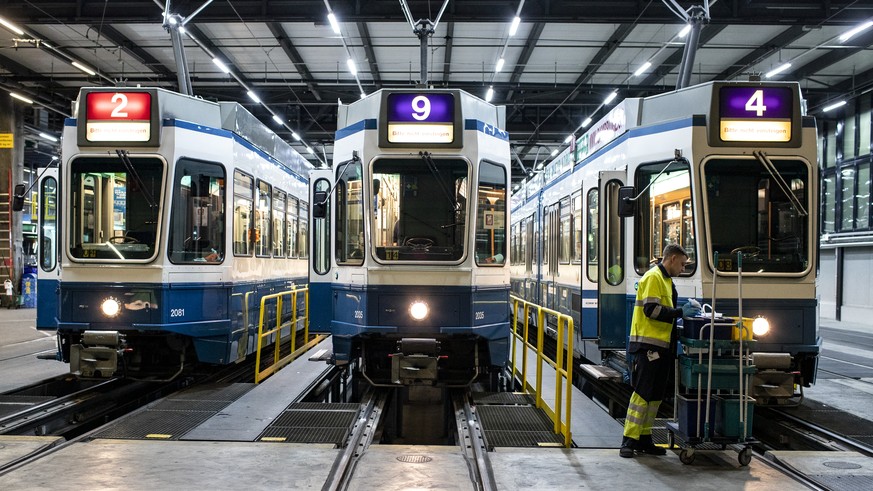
top-left (665, 251), bottom-right (758, 466)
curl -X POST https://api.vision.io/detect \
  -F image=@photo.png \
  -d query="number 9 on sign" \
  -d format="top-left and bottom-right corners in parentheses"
top-left (411, 95), bottom-right (431, 121)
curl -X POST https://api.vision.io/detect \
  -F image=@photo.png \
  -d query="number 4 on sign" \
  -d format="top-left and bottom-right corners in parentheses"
top-left (745, 90), bottom-right (767, 117)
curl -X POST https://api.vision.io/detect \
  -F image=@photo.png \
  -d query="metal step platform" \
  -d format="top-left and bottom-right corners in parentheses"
top-left (258, 402), bottom-right (358, 445)
top-left (472, 391), bottom-right (564, 447)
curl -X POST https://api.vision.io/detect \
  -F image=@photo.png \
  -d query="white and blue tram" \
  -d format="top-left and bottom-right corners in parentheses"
top-left (37, 87), bottom-right (312, 379)
top-left (309, 89), bottom-right (511, 387)
top-left (510, 81), bottom-right (820, 398)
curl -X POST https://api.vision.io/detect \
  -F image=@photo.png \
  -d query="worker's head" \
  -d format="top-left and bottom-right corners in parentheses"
top-left (661, 243), bottom-right (689, 277)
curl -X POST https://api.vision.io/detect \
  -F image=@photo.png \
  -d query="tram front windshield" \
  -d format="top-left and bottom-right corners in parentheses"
top-left (69, 156), bottom-right (163, 261)
top-left (372, 158), bottom-right (468, 262)
top-left (704, 157), bottom-right (810, 273)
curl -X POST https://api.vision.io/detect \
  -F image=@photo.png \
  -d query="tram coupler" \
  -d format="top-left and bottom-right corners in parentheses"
top-left (390, 338), bottom-right (442, 385)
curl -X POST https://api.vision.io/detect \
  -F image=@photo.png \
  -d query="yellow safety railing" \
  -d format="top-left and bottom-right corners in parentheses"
top-left (509, 295), bottom-right (574, 448)
top-left (255, 286), bottom-right (326, 383)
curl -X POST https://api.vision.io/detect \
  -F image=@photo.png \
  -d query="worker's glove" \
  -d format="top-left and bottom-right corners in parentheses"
top-left (682, 300), bottom-right (701, 318)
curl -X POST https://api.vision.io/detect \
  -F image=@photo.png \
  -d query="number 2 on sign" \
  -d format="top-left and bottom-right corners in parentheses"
top-left (110, 93), bottom-right (129, 118)
top-left (745, 90), bottom-right (766, 117)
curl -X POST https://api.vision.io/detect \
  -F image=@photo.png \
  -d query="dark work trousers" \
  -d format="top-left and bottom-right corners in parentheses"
top-left (623, 346), bottom-right (672, 440)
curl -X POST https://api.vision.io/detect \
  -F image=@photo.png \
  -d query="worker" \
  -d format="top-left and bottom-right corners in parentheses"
top-left (620, 243), bottom-right (700, 458)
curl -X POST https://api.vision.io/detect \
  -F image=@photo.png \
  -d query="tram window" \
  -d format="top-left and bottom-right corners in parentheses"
top-left (604, 180), bottom-right (624, 285)
top-left (704, 157), bottom-right (809, 273)
top-left (312, 181), bottom-right (330, 275)
top-left (39, 176), bottom-right (58, 271)
top-left (273, 189), bottom-right (286, 257)
top-left (586, 188), bottom-right (598, 282)
top-left (336, 157), bottom-right (364, 265)
top-left (372, 157), bottom-right (468, 262)
top-left (168, 159), bottom-right (226, 264)
top-left (560, 197), bottom-right (571, 264)
top-left (572, 193), bottom-right (582, 264)
top-left (233, 170), bottom-right (254, 256)
top-left (523, 215), bottom-right (533, 273)
top-left (287, 197), bottom-right (299, 258)
top-left (475, 161), bottom-right (507, 266)
top-left (255, 180), bottom-right (272, 257)
top-left (542, 211), bottom-right (550, 267)
top-left (69, 156), bottom-right (162, 261)
top-left (632, 160), bottom-right (694, 276)
top-left (298, 202), bottom-right (309, 259)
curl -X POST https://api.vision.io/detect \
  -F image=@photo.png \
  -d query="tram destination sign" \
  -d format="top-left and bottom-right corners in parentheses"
top-left (77, 88), bottom-right (161, 147)
top-left (380, 90), bottom-right (462, 148)
top-left (712, 84), bottom-right (800, 147)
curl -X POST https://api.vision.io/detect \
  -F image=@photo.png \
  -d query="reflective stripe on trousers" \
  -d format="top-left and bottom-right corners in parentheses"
top-left (623, 391), bottom-right (662, 439)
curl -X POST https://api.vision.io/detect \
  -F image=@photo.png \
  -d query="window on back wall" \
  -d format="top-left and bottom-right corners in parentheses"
top-left (840, 166), bottom-right (856, 231)
top-left (860, 94), bottom-right (871, 158)
top-left (822, 170), bottom-right (836, 234)
top-left (843, 102), bottom-right (857, 161)
top-left (859, 162), bottom-right (871, 230)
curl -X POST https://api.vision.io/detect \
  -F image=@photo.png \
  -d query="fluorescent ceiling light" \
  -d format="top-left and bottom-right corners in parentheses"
top-left (306, 146), bottom-right (314, 154)
top-left (346, 58), bottom-right (357, 75)
top-left (0, 17), bottom-right (25, 35)
top-left (212, 58), bottom-right (230, 74)
top-left (839, 20), bottom-right (873, 42)
top-left (247, 90), bottom-right (261, 103)
top-left (678, 24), bottom-right (692, 38)
top-left (564, 134), bottom-right (573, 143)
top-left (72, 61), bottom-right (96, 76)
top-left (822, 100), bottom-right (847, 112)
top-left (582, 117), bottom-right (592, 127)
top-left (272, 114), bottom-right (283, 124)
top-left (509, 16), bottom-right (521, 36)
top-left (765, 62), bottom-right (791, 78)
top-left (10, 92), bottom-right (33, 104)
top-left (550, 149), bottom-right (558, 157)
top-left (633, 61), bottom-right (652, 77)
top-left (39, 132), bottom-right (58, 142)
top-left (603, 90), bottom-right (618, 104)
top-left (495, 57), bottom-right (505, 73)
top-left (360, 92), bottom-right (366, 99)
top-left (328, 13), bottom-right (341, 34)
top-left (485, 86), bottom-right (494, 102)
top-left (291, 132), bottom-right (301, 141)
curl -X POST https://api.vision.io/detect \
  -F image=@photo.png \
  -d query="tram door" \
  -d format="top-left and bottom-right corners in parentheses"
top-left (597, 171), bottom-right (628, 348)
top-left (542, 203), bottom-right (560, 311)
top-left (308, 170), bottom-right (333, 334)
top-left (36, 167), bottom-right (60, 331)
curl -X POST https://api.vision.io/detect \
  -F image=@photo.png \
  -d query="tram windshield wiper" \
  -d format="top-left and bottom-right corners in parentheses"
top-left (419, 151), bottom-right (459, 212)
top-left (753, 150), bottom-right (808, 217)
top-left (317, 152), bottom-right (360, 206)
top-left (116, 150), bottom-right (158, 209)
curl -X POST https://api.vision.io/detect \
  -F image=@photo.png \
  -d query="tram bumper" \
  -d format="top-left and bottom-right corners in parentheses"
top-left (390, 338), bottom-right (441, 385)
top-left (70, 331), bottom-right (124, 378)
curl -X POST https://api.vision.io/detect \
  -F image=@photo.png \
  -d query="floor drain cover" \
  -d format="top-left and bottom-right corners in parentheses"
top-left (822, 461), bottom-right (862, 470)
top-left (396, 455), bottom-right (433, 463)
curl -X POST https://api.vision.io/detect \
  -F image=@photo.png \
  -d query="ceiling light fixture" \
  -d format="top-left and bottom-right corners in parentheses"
top-left (678, 24), bottom-right (692, 38)
top-left (328, 13), bottom-right (341, 34)
top-left (10, 92), bottom-right (33, 104)
top-left (603, 90), bottom-right (618, 104)
top-left (346, 58), bottom-right (357, 75)
top-left (485, 86), bottom-right (494, 102)
top-left (765, 62), bottom-right (791, 78)
top-left (272, 114), bottom-right (283, 124)
top-left (0, 17), bottom-right (25, 35)
top-left (839, 20), bottom-right (873, 42)
top-left (495, 57), bottom-right (505, 73)
top-left (247, 90), bottom-right (261, 103)
top-left (633, 61), bottom-right (652, 77)
top-left (581, 117), bottom-right (592, 127)
top-left (212, 58), bottom-right (230, 74)
top-left (822, 100), bottom-right (847, 112)
top-left (509, 16), bottom-right (521, 36)
top-left (72, 61), bottom-right (96, 76)
top-left (39, 132), bottom-right (58, 142)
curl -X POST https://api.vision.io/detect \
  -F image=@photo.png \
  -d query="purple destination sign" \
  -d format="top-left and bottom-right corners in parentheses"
top-left (719, 86), bottom-right (793, 119)
top-left (387, 93), bottom-right (454, 124)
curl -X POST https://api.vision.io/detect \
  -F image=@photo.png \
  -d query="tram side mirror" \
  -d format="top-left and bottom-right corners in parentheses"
top-left (312, 190), bottom-right (328, 218)
top-left (11, 184), bottom-right (26, 212)
top-left (617, 186), bottom-right (636, 218)
top-left (373, 179), bottom-right (380, 196)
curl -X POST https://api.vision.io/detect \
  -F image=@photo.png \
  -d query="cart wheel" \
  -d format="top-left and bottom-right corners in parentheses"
top-left (679, 448), bottom-right (695, 465)
top-left (667, 432), bottom-right (675, 449)
top-left (738, 447), bottom-right (752, 466)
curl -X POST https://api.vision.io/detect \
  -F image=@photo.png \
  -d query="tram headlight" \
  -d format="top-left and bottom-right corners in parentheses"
top-left (752, 316), bottom-right (770, 337)
top-left (409, 301), bottom-right (429, 321)
top-left (101, 297), bottom-right (121, 318)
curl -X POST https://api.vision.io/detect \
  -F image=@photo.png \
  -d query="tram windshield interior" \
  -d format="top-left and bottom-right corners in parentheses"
top-left (371, 157), bottom-right (468, 262)
top-left (69, 156), bottom-right (163, 261)
top-left (704, 158), bottom-right (809, 273)
top-left (633, 160), bottom-right (696, 276)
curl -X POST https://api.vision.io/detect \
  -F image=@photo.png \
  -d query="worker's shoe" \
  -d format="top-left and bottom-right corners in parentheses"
top-left (637, 434), bottom-right (667, 455)
top-left (619, 436), bottom-right (637, 458)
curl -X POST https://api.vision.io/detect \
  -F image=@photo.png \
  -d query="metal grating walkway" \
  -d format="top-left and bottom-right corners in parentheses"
top-left (258, 402), bottom-right (359, 445)
top-left (92, 383), bottom-right (254, 440)
top-left (473, 392), bottom-right (565, 448)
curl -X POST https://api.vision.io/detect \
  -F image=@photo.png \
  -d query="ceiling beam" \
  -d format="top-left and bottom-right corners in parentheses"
top-left (506, 22), bottom-right (545, 100)
top-left (441, 22), bottom-right (454, 85)
top-left (356, 22), bottom-right (382, 90)
top-left (267, 22), bottom-right (323, 102)
top-left (786, 28), bottom-right (873, 82)
top-left (712, 25), bottom-right (807, 81)
top-left (569, 23), bottom-right (634, 99)
top-left (89, 24), bottom-right (177, 82)
top-left (639, 24), bottom-right (727, 87)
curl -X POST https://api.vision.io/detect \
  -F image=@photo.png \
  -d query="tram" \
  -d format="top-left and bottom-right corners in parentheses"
top-left (37, 87), bottom-right (311, 379)
top-left (510, 81), bottom-right (820, 400)
top-left (309, 89), bottom-right (512, 387)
